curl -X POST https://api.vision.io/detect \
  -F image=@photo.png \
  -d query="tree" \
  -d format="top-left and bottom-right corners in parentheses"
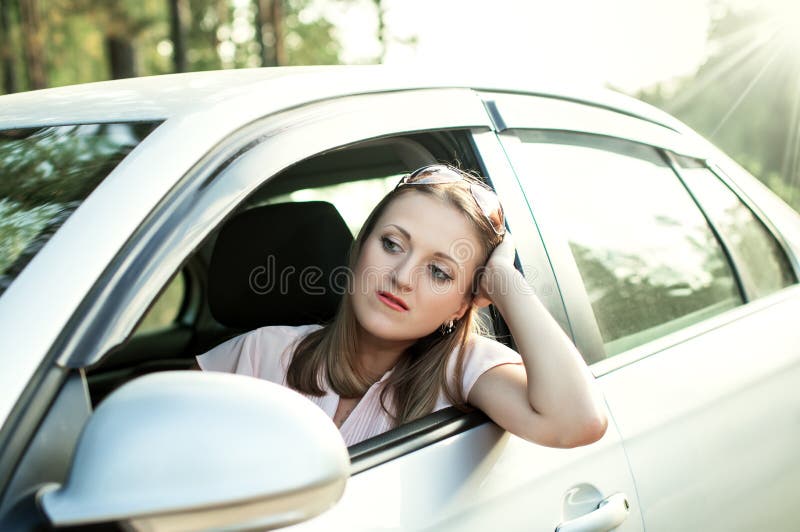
top-left (637, 3), bottom-right (800, 211)
top-left (279, 0), bottom-right (339, 66)
top-left (371, 0), bottom-right (416, 64)
top-left (4, 0), bottom-right (346, 92)
top-left (43, 0), bottom-right (159, 81)
top-left (272, 0), bottom-right (285, 65)
top-left (254, 0), bottom-right (284, 66)
top-left (373, 0), bottom-right (385, 60)
top-left (19, 0), bottom-right (46, 89)
top-left (179, 0), bottom-right (226, 72)
top-left (0, 0), bottom-right (18, 93)
top-left (168, 0), bottom-right (188, 72)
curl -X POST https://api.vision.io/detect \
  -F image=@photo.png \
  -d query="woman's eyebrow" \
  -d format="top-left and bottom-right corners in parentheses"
top-left (385, 224), bottom-right (457, 265)
top-left (385, 224), bottom-right (411, 240)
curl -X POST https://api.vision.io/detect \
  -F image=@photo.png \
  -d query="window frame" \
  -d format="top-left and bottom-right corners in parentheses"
top-left (470, 129), bottom-right (574, 351)
top-left (698, 160), bottom-right (798, 284)
top-left (708, 160), bottom-right (800, 280)
top-left (497, 129), bottom-right (794, 376)
top-left (666, 153), bottom-right (797, 299)
top-left (56, 88), bottom-right (493, 370)
top-left (132, 269), bottom-right (191, 337)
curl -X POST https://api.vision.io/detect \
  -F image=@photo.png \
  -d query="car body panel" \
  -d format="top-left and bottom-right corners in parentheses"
top-left (480, 91), bottom-right (703, 158)
top-left (599, 286), bottom-right (800, 531)
top-left (0, 66), bottom-right (683, 132)
top-left (286, 421), bottom-right (643, 531)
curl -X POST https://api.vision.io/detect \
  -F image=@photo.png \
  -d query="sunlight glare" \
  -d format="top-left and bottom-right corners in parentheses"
top-left (761, 0), bottom-right (800, 55)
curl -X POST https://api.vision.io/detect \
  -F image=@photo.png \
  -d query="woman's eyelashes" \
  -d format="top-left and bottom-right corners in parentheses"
top-left (380, 235), bottom-right (454, 283)
top-left (429, 264), bottom-right (453, 282)
top-left (381, 235), bottom-right (402, 253)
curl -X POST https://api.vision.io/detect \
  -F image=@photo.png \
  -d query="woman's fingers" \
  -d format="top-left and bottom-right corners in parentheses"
top-left (489, 231), bottom-right (517, 268)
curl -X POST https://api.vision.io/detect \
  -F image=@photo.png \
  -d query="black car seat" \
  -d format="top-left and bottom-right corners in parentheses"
top-left (208, 201), bottom-right (354, 330)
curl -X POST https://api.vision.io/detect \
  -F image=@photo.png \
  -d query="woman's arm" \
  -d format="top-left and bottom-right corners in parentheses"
top-left (468, 235), bottom-right (608, 448)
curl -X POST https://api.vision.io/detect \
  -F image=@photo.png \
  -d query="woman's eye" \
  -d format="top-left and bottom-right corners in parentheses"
top-left (381, 236), bottom-right (401, 253)
top-left (430, 264), bottom-right (453, 282)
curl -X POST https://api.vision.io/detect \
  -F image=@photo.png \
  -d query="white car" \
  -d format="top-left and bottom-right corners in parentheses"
top-left (1, 66), bottom-right (799, 531)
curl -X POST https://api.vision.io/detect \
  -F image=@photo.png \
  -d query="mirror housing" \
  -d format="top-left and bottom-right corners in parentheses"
top-left (38, 371), bottom-right (350, 531)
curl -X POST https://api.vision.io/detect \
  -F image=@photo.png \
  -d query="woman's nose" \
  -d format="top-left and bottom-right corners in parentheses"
top-left (391, 258), bottom-right (415, 291)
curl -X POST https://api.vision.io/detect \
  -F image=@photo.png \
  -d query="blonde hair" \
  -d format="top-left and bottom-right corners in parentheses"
top-left (286, 172), bottom-right (504, 427)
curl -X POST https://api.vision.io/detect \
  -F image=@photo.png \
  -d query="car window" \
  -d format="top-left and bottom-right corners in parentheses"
top-left (673, 155), bottom-right (797, 299)
top-left (135, 272), bottom-right (186, 335)
top-left (260, 175), bottom-right (399, 235)
top-left (506, 131), bottom-right (743, 357)
top-left (0, 122), bottom-right (160, 297)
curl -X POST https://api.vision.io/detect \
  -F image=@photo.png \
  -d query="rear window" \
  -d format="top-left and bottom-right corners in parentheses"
top-left (0, 122), bottom-right (160, 296)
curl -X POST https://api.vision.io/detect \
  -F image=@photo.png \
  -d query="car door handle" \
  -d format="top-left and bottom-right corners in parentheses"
top-left (555, 492), bottom-right (631, 532)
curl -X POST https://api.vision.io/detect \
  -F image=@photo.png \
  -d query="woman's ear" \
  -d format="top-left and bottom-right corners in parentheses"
top-left (470, 266), bottom-right (492, 309)
top-left (453, 298), bottom-right (472, 321)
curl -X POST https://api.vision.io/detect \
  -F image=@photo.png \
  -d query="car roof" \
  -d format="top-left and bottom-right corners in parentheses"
top-left (0, 65), bottom-right (684, 132)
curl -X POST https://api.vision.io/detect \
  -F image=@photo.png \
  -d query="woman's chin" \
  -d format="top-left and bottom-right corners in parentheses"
top-left (352, 295), bottom-right (436, 341)
top-left (355, 312), bottom-right (419, 342)
top-left (359, 318), bottom-right (407, 341)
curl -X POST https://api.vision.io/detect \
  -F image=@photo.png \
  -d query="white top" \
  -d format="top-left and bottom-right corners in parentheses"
top-left (196, 324), bottom-right (523, 446)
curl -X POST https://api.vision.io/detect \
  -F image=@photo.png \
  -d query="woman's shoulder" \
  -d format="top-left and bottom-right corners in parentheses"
top-left (462, 332), bottom-right (522, 360)
top-left (245, 323), bottom-right (325, 362)
top-left (196, 323), bottom-right (324, 378)
top-left (442, 332), bottom-right (523, 405)
top-left (248, 322), bottom-right (325, 358)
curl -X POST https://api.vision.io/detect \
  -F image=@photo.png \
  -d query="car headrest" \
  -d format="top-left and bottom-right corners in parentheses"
top-left (208, 201), bottom-right (354, 329)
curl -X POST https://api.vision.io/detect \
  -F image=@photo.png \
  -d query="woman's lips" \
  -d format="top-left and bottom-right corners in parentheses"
top-left (377, 291), bottom-right (409, 312)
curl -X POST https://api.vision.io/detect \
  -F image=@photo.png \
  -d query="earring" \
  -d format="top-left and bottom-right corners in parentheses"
top-left (440, 319), bottom-right (456, 335)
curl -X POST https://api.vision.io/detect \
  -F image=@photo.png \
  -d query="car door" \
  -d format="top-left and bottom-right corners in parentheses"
top-left (1, 87), bottom-right (643, 531)
top-left (490, 91), bottom-right (800, 531)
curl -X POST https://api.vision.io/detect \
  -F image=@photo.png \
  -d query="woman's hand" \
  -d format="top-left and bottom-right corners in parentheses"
top-left (473, 232), bottom-right (520, 308)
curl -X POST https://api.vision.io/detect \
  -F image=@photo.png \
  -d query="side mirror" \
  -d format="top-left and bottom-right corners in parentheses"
top-left (37, 371), bottom-right (350, 531)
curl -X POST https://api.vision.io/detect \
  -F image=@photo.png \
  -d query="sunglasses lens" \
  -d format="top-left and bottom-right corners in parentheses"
top-left (470, 185), bottom-right (506, 235)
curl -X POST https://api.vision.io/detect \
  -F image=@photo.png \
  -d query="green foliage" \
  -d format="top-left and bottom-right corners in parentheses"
top-left (186, 0), bottom-right (227, 71)
top-left (1, 0), bottom-right (346, 94)
top-left (0, 122), bottom-right (158, 294)
top-left (0, 124), bottom-right (155, 206)
top-left (283, 1), bottom-right (340, 66)
top-left (136, 272), bottom-right (185, 334)
top-left (637, 3), bottom-right (800, 212)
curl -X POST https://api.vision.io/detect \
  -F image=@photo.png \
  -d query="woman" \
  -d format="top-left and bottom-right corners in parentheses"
top-left (196, 164), bottom-right (608, 448)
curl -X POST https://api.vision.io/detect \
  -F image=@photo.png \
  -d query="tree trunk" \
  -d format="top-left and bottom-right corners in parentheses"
top-left (19, 0), bottom-right (46, 90)
top-left (254, 0), bottom-right (275, 67)
top-left (271, 0), bottom-right (285, 66)
top-left (0, 0), bottom-right (18, 93)
top-left (374, 0), bottom-right (386, 62)
top-left (106, 35), bottom-right (136, 79)
top-left (168, 0), bottom-right (187, 72)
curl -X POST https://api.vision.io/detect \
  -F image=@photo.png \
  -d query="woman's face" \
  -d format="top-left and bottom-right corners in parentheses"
top-left (351, 191), bottom-right (486, 342)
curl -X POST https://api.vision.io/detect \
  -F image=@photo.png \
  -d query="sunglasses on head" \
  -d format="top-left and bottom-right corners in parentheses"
top-left (395, 164), bottom-right (506, 236)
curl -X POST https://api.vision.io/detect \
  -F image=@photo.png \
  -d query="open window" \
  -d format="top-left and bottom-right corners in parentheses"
top-left (85, 129), bottom-right (499, 462)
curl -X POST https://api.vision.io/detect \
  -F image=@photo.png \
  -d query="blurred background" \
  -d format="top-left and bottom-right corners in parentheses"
top-left (1, 0), bottom-right (799, 214)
